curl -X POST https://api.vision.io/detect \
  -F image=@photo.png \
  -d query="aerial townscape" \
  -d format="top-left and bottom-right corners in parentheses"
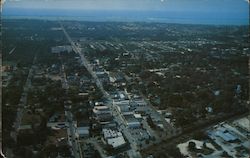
top-left (1, 1), bottom-right (250, 158)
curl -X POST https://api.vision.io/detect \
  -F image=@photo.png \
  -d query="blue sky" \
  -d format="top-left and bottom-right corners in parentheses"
top-left (2, 0), bottom-right (249, 25)
top-left (3, 0), bottom-right (249, 11)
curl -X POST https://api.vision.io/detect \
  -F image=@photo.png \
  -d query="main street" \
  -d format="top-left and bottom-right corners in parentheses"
top-left (60, 54), bottom-right (82, 158)
top-left (59, 21), bottom-right (142, 158)
top-left (85, 138), bottom-right (107, 158)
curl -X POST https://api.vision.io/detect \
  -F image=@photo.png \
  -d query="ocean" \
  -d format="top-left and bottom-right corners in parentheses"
top-left (2, 8), bottom-right (249, 25)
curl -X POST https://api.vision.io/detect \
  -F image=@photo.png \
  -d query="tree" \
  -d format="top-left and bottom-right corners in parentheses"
top-left (17, 131), bottom-right (36, 146)
top-left (58, 144), bottom-right (71, 157)
top-left (151, 136), bottom-right (156, 141)
top-left (203, 142), bottom-right (207, 149)
top-left (43, 144), bottom-right (58, 157)
top-left (14, 146), bottom-right (34, 158)
top-left (166, 146), bottom-right (184, 158)
top-left (193, 131), bottom-right (208, 140)
top-left (188, 141), bottom-right (196, 151)
top-left (221, 151), bottom-right (230, 157)
top-left (147, 116), bottom-right (156, 129)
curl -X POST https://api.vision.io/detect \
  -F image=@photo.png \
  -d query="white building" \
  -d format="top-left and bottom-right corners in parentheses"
top-left (113, 99), bottom-right (131, 113)
top-left (93, 105), bottom-right (112, 121)
top-left (102, 128), bottom-right (126, 149)
top-left (77, 127), bottom-right (90, 138)
top-left (122, 113), bottom-right (141, 128)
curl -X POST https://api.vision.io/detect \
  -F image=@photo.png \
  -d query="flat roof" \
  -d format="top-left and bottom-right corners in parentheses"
top-left (107, 137), bottom-right (126, 148)
top-left (94, 106), bottom-right (109, 110)
top-left (216, 131), bottom-right (237, 142)
top-left (235, 117), bottom-right (250, 131)
top-left (103, 128), bottom-right (122, 139)
top-left (123, 114), bottom-right (140, 123)
top-left (78, 127), bottom-right (89, 135)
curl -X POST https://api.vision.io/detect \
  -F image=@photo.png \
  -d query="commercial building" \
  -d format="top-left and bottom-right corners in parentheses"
top-left (122, 113), bottom-right (141, 128)
top-left (77, 127), bottom-right (90, 138)
top-left (215, 130), bottom-right (238, 142)
top-left (93, 105), bottom-right (112, 122)
top-left (102, 128), bottom-right (126, 149)
top-left (114, 100), bottom-right (130, 113)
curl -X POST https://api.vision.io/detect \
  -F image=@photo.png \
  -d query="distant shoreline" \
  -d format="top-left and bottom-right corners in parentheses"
top-left (2, 15), bottom-right (248, 27)
top-left (2, 9), bottom-right (248, 26)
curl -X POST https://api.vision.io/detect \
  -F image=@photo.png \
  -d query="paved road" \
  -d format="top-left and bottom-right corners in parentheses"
top-left (138, 82), bottom-right (175, 136)
top-left (65, 110), bottom-right (82, 158)
top-left (12, 55), bottom-right (37, 139)
top-left (59, 21), bottom-right (141, 158)
top-left (6, 55), bottom-right (37, 158)
top-left (142, 112), bottom-right (249, 156)
top-left (60, 55), bottom-right (82, 158)
top-left (86, 138), bottom-right (107, 158)
top-left (8, 47), bottom-right (16, 55)
top-left (141, 119), bottom-right (160, 144)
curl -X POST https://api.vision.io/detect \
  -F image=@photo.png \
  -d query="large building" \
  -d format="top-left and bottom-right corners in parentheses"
top-left (93, 105), bottom-right (112, 122)
top-left (77, 127), bottom-right (90, 138)
top-left (122, 113), bottom-right (141, 128)
top-left (233, 116), bottom-right (250, 133)
top-left (114, 100), bottom-right (130, 113)
top-left (102, 128), bottom-right (126, 149)
top-left (51, 45), bottom-right (73, 53)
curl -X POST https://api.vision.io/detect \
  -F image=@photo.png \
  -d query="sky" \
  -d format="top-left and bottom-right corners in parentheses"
top-left (2, 0), bottom-right (249, 25)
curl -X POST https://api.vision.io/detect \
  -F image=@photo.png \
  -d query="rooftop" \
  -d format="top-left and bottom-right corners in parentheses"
top-left (123, 113), bottom-right (140, 123)
top-left (102, 128), bottom-right (126, 148)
